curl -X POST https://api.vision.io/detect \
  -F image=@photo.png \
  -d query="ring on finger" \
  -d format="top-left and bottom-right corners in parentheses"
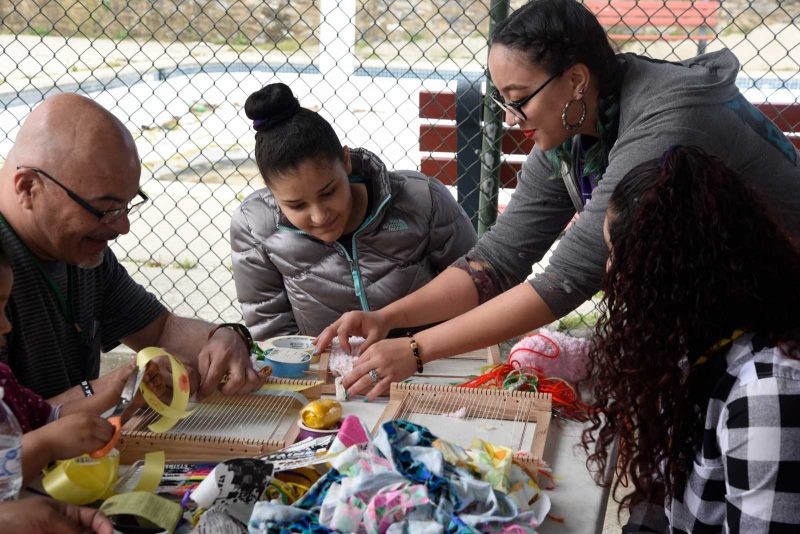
top-left (368, 369), bottom-right (380, 384)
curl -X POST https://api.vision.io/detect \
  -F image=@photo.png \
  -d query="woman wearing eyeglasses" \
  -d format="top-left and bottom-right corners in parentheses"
top-left (315, 0), bottom-right (800, 400)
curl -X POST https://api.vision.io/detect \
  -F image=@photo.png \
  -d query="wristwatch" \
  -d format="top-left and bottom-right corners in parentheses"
top-left (209, 322), bottom-right (254, 353)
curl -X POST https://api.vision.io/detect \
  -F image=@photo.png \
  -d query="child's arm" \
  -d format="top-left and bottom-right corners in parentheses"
top-left (720, 376), bottom-right (800, 531)
top-left (21, 413), bottom-right (114, 484)
top-left (56, 360), bottom-right (137, 417)
top-left (20, 362), bottom-right (136, 483)
top-left (47, 359), bottom-right (138, 407)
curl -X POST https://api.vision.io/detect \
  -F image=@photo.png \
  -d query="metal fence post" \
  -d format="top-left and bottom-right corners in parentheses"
top-left (456, 77), bottom-right (483, 230)
top-left (478, 0), bottom-right (510, 236)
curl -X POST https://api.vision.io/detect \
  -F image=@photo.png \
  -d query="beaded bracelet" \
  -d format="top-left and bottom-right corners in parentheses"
top-left (409, 338), bottom-right (424, 373)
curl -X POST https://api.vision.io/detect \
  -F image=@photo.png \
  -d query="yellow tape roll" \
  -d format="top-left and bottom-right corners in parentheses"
top-left (100, 491), bottom-right (182, 533)
top-left (136, 347), bottom-right (193, 432)
top-left (42, 450), bottom-right (164, 506)
top-left (43, 346), bottom-right (190, 505)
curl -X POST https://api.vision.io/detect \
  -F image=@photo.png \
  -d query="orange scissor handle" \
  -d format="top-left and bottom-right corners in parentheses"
top-left (90, 416), bottom-right (122, 459)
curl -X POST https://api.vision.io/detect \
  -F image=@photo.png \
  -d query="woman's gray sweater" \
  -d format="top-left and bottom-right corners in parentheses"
top-left (466, 49), bottom-right (800, 317)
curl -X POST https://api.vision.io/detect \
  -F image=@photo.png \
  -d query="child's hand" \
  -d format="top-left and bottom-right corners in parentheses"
top-left (95, 359), bottom-right (138, 408)
top-left (0, 497), bottom-right (113, 534)
top-left (38, 413), bottom-right (115, 460)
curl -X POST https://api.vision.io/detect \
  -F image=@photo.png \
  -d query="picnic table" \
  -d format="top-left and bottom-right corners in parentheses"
top-left (25, 349), bottom-right (614, 533)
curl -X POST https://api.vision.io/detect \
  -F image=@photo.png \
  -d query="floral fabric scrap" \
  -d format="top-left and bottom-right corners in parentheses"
top-left (248, 419), bottom-right (550, 533)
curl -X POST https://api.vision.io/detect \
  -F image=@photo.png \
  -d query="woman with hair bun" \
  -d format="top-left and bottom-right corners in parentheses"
top-left (316, 0), bottom-right (800, 400)
top-left (230, 83), bottom-right (476, 340)
top-left (585, 145), bottom-right (800, 531)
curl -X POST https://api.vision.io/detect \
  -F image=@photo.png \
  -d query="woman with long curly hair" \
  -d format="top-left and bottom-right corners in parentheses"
top-left (585, 145), bottom-right (800, 532)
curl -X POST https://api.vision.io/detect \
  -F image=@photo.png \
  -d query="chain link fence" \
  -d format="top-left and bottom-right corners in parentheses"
top-left (0, 0), bottom-right (797, 337)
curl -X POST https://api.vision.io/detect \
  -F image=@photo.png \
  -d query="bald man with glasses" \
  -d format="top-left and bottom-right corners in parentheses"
top-left (0, 93), bottom-right (264, 401)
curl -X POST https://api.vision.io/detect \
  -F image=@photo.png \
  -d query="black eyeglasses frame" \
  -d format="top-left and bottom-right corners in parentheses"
top-left (16, 165), bottom-right (148, 224)
top-left (491, 70), bottom-right (563, 122)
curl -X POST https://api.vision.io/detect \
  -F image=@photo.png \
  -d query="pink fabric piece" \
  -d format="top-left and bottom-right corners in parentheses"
top-left (364, 483), bottom-right (430, 533)
top-left (337, 415), bottom-right (371, 447)
top-left (481, 524), bottom-right (539, 534)
top-left (508, 328), bottom-right (591, 383)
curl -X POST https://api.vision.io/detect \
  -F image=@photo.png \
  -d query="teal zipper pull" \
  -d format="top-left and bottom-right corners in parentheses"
top-left (353, 268), bottom-right (363, 298)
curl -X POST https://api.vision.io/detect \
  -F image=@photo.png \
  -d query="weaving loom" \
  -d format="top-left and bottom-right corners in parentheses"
top-left (118, 378), bottom-right (322, 463)
top-left (375, 383), bottom-right (552, 465)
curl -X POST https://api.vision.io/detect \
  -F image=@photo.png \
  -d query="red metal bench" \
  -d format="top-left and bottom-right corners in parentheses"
top-left (584, 0), bottom-right (719, 51)
top-left (419, 89), bottom-right (800, 192)
top-left (419, 89), bottom-right (528, 189)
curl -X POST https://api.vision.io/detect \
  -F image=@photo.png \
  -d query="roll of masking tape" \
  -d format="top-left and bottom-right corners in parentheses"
top-left (266, 348), bottom-right (312, 378)
top-left (259, 335), bottom-right (317, 368)
top-left (263, 335), bottom-right (315, 352)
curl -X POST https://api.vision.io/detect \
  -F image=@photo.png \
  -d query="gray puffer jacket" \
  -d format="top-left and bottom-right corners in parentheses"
top-left (230, 148), bottom-right (477, 339)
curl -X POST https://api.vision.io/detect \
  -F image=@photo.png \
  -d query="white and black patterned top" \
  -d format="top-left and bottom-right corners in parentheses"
top-left (625, 333), bottom-right (800, 533)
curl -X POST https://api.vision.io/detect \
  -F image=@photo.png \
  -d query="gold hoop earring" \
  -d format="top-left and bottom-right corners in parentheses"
top-left (561, 97), bottom-right (587, 132)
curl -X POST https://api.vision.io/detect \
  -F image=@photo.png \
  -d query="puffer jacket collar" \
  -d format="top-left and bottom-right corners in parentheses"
top-left (274, 148), bottom-right (393, 234)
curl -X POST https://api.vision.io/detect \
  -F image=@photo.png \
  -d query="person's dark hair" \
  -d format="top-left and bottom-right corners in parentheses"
top-left (244, 83), bottom-right (343, 182)
top-left (582, 145), bottom-right (800, 511)
top-left (491, 0), bottom-right (621, 177)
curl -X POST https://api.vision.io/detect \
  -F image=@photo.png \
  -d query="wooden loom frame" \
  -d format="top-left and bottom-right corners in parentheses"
top-left (374, 383), bottom-right (552, 465)
top-left (319, 345), bottom-right (502, 395)
top-left (118, 377), bottom-right (322, 464)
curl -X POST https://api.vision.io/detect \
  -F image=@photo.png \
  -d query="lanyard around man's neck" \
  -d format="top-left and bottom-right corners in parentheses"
top-left (0, 212), bottom-right (83, 339)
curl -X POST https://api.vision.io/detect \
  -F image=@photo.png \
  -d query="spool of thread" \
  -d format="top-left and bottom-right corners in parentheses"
top-left (300, 399), bottom-right (342, 430)
top-left (266, 349), bottom-right (311, 378)
top-left (295, 419), bottom-right (340, 442)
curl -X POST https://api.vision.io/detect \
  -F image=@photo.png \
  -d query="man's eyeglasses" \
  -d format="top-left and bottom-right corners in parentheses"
top-left (16, 165), bottom-right (148, 224)
top-left (491, 71), bottom-right (562, 122)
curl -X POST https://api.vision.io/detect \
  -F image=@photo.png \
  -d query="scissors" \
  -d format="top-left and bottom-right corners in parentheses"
top-left (91, 367), bottom-right (146, 458)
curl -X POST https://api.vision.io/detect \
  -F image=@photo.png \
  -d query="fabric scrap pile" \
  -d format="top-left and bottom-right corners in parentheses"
top-left (248, 419), bottom-right (550, 533)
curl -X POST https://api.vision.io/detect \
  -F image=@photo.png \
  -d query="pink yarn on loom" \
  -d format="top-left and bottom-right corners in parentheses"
top-left (508, 328), bottom-right (592, 383)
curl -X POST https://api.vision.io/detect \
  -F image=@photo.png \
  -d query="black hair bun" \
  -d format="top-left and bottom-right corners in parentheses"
top-left (245, 83), bottom-right (301, 131)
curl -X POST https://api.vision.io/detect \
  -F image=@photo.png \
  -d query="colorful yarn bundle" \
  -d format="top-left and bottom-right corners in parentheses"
top-left (459, 363), bottom-right (590, 422)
